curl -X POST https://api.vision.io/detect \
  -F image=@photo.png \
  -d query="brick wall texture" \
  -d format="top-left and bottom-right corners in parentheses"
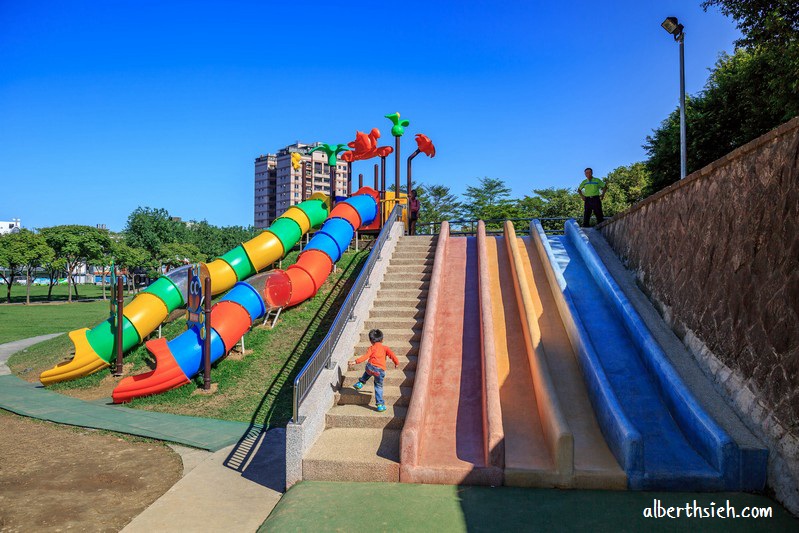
top-left (600, 117), bottom-right (799, 440)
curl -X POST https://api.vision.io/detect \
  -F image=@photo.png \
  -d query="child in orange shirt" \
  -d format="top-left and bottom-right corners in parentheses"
top-left (348, 329), bottom-right (398, 412)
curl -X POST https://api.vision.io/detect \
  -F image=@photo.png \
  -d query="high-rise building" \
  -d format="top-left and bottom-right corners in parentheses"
top-left (254, 142), bottom-right (349, 228)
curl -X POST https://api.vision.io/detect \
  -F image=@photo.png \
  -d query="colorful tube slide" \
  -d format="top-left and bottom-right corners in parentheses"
top-left (111, 188), bottom-right (379, 402)
top-left (534, 219), bottom-right (745, 490)
top-left (40, 196), bottom-right (330, 386)
top-left (263, 187), bottom-right (379, 309)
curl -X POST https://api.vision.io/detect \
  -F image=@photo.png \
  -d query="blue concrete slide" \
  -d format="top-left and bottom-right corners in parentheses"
top-left (535, 219), bottom-right (750, 490)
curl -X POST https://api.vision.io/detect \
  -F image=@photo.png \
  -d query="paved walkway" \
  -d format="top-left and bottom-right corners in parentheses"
top-left (0, 333), bottom-right (62, 375)
top-left (124, 429), bottom-right (285, 532)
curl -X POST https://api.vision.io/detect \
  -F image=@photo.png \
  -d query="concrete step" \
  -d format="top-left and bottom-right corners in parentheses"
top-left (386, 264), bottom-right (433, 273)
top-left (343, 369), bottom-right (415, 387)
top-left (336, 384), bottom-right (413, 406)
top-left (399, 236), bottom-right (436, 242)
top-left (364, 317), bottom-right (424, 330)
top-left (391, 251), bottom-right (436, 260)
top-left (379, 280), bottom-right (431, 290)
top-left (348, 354), bottom-right (418, 372)
top-left (326, 404), bottom-right (407, 429)
top-left (368, 306), bottom-right (426, 320)
top-left (382, 272), bottom-right (432, 283)
top-left (355, 340), bottom-right (420, 357)
top-left (303, 428), bottom-right (400, 482)
top-left (359, 328), bottom-right (421, 344)
top-left (375, 288), bottom-right (428, 299)
top-left (390, 257), bottom-right (435, 266)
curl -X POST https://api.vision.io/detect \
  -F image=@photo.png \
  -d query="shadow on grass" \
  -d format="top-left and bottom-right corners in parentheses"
top-left (223, 248), bottom-right (369, 487)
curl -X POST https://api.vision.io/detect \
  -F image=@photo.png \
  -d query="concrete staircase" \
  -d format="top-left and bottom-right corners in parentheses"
top-left (302, 235), bottom-right (436, 482)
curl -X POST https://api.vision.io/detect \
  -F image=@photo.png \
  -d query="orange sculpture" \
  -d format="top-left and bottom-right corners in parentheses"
top-left (415, 133), bottom-right (436, 158)
top-left (340, 128), bottom-right (394, 162)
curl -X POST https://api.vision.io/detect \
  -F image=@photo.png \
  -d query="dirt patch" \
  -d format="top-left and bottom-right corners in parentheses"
top-left (0, 410), bottom-right (182, 532)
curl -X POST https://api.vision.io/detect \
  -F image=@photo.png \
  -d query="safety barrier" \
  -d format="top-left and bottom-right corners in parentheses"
top-left (291, 204), bottom-right (403, 423)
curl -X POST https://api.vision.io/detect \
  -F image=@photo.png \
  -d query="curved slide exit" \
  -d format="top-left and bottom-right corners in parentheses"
top-left (40, 196), bottom-right (330, 386)
top-left (112, 188), bottom-right (379, 403)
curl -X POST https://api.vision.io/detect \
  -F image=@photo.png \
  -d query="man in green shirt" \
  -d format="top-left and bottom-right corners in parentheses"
top-left (577, 167), bottom-right (607, 227)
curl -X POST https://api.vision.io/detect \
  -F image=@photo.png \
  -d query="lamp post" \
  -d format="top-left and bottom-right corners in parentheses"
top-left (662, 16), bottom-right (687, 180)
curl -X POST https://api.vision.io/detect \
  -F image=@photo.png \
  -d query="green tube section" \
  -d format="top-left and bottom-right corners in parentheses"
top-left (86, 317), bottom-right (141, 363)
top-left (220, 245), bottom-right (257, 281)
top-left (267, 218), bottom-right (303, 256)
top-left (301, 198), bottom-right (329, 228)
top-left (143, 276), bottom-right (185, 312)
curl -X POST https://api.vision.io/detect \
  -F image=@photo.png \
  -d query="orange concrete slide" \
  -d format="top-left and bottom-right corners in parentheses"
top-left (400, 221), bottom-right (504, 485)
top-left (489, 221), bottom-right (625, 488)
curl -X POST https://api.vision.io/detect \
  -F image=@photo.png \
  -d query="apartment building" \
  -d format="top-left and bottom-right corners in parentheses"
top-left (254, 142), bottom-right (349, 228)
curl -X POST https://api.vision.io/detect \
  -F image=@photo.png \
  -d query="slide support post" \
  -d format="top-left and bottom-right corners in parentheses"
top-left (113, 273), bottom-right (124, 376)
top-left (203, 276), bottom-right (212, 391)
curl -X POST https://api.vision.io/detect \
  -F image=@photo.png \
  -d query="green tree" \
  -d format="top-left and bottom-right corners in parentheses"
top-left (702, 0), bottom-right (799, 46)
top-left (124, 207), bottom-right (185, 262)
top-left (112, 240), bottom-right (150, 293)
top-left (40, 225), bottom-right (111, 302)
top-left (462, 178), bottom-right (518, 231)
top-left (0, 230), bottom-right (53, 303)
top-left (159, 242), bottom-right (202, 272)
top-left (418, 184), bottom-right (462, 230)
top-left (602, 162), bottom-right (651, 215)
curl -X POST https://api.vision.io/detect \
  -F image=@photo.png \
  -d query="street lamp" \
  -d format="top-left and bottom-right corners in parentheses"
top-left (662, 16), bottom-right (687, 180)
top-left (661, 17), bottom-right (688, 179)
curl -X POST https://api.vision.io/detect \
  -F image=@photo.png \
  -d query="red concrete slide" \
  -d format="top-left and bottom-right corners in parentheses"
top-left (401, 221), bottom-right (504, 485)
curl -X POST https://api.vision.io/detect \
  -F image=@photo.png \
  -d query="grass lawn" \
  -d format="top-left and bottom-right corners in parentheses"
top-left (1, 283), bottom-right (112, 304)
top-left (0, 298), bottom-right (121, 344)
top-left (8, 247), bottom-right (369, 428)
top-left (262, 482), bottom-right (798, 532)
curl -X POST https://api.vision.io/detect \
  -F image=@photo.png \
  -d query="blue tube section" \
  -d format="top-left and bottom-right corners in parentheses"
top-left (318, 218), bottom-right (354, 260)
top-left (345, 194), bottom-right (378, 225)
top-left (168, 325), bottom-right (226, 378)
top-left (221, 282), bottom-right (266, 323)
top-left (303, 233), bottom-right (340, 262)
top-left (303, 193), bottom-right (376, 263)
top-left (564, 220), bottom-right (741, 490)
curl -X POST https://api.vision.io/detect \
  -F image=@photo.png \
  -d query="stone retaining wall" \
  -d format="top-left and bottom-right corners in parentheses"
top-left (599, 117), bottom-right (799, 513)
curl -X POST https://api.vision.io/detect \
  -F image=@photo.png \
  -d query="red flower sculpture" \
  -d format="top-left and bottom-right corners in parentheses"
top-left (340, 128), bottom-right (394, 162)
top-left (415, 134), bottom-right (436, 157)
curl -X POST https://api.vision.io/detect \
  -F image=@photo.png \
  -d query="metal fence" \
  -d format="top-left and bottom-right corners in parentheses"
top-left (417, 217), bottom-right (572, 236)
top-left (292, 204), bottom-right (403, 423)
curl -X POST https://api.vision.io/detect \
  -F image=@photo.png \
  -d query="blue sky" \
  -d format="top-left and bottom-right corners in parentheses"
top-left (0, 1), bottom-right (740, 231)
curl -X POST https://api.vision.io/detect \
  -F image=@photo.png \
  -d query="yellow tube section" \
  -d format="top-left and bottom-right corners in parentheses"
top-left (242, 231), bottom-right (284, 273)
top-left (40, 329), bottom-right (110, 385)
top-left (122, 292), bottom-right (169, 341)
top-left (207, 258), bottom-right (239, 295)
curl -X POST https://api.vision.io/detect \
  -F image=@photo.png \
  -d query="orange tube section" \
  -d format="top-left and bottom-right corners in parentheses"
top-left (328, 201), bottom-right (362, 229)
top-left (211, 301), bottom-right (253, 351)
top-left (285, 250), bottom-right (333, 307)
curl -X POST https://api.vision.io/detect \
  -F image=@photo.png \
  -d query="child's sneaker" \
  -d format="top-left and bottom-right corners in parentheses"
top-left (376, 403), bottom-right (386, 412)
top-left (352, 382), bottom-right (364, 390)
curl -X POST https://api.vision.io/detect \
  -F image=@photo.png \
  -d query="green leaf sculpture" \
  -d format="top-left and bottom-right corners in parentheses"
top-left (385, 112), bottom-right (410, 137)
top-left (309, 143), bottom-right (351, 167)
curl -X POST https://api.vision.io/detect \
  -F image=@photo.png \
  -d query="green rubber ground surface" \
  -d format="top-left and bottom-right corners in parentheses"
top-left (261, 481), bottom-right (796, 532)
top-left (0, 375), bottom-right (251, 450)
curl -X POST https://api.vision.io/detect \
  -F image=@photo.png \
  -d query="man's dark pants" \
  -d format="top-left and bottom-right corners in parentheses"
top-left (583, 196), bottom-right (604, 227)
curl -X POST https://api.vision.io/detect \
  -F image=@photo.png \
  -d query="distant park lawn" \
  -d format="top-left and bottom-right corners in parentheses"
top-left (1, 283), bottom-right (111, 304)
top-left (0, 297), bottom-right (121, 344)
top-left (8, 247), bottom-right (369, 428)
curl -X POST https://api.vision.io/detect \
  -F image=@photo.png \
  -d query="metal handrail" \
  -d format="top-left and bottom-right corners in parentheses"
top-left (291, 204), bottom-right (403, 423)
top-left (417, 217), bottom-right (573, 236)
